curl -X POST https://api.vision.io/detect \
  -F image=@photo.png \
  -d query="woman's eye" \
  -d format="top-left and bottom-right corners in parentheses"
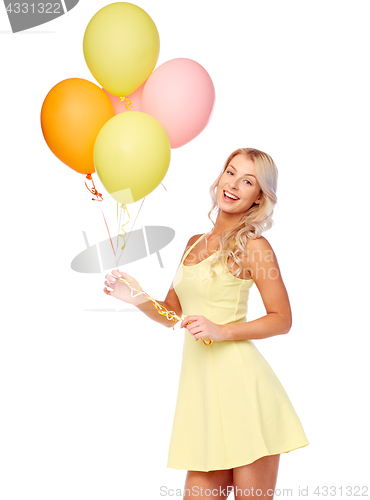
top-left (226, 170), bottom-right (252, 186)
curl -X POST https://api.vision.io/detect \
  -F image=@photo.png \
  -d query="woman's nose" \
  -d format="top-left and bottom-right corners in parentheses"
top-left (228, 178), bottom-right (238, 189)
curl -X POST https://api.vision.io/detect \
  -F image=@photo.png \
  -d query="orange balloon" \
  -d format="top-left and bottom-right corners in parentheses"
top-left (41, 78), bottom-right (115, 174)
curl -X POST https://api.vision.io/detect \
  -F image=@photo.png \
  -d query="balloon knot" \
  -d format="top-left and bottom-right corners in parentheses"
top-left (119, 96), bottom-right (133, 109)
top-left (85, 174), bottom-right (103, 201)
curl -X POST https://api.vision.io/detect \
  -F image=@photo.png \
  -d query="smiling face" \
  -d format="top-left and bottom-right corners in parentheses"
top-left (217, 154), bottom-right (262, 214)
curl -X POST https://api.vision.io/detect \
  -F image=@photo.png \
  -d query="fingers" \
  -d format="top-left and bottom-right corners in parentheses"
top-left (104, 279), bottom-right (116, 291)
top-left (109, 269), bottom-right (135, 284)
top-left (104, 277), bottom-right (116, 288)
top-left (183, 322), bottom-right (200, 338)
top-left (189, 328), bottom-right (199, 341)
top-left (103, 269), bottom-right (135, 296)
top-left (104, 273), bottom-right (116, 283)
top-left (111, 269), bottom-right (122, 278)
top-left (181, 317), bottom-right (202, 341)
top-left (105, 269), bottom-right (123, 281)
top-left (180, 315), bottom-right (202, 328)
top-left (180, 315), bottom-right (199, 328)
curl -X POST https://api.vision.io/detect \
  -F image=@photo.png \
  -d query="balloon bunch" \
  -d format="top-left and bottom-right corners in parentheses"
top-left (40, 2), bottom-right (215, 330)
top-left (40, 2), bottom-right (215, 204)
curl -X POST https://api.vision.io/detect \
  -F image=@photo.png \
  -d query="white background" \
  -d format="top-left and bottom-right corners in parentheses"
top-left (1, 1), bottom-right (369, 499)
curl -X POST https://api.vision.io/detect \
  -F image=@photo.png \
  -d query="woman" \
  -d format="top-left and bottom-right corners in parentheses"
top-left (103, 148), bottom-right (309, 499)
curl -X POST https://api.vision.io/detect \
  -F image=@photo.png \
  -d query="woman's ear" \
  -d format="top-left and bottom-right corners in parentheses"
top-left (254, 190), bottom-right (263, 205)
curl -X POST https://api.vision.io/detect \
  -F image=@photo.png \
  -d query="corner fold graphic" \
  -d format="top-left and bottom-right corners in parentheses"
top-left (3, 0), bottom-right (80, 33)
top-left (64, 0), bottom-right (79, 12)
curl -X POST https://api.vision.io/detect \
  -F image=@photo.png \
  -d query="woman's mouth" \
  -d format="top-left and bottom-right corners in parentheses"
top-left (222, 190), bottom-right (240, 202)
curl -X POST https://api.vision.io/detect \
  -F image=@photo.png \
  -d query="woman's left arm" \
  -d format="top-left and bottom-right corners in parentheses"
top-left (223, 236), bottom-right (292, 341)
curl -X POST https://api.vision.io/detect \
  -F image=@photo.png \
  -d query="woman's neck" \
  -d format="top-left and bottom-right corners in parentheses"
top-left (210, 209), bottom-right (243, 237)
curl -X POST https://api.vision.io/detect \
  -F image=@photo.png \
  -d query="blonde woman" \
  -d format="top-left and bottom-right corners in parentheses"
top-left (103, 148), bottom-right (309, 499)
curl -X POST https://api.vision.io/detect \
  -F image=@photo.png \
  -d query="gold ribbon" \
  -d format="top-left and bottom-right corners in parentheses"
top-left (118, 203), bottom-right (130, 250)
top-left (117, 277), bottom-right (213, 346)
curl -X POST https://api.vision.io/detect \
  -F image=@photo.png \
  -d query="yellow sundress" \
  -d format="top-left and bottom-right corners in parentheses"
top-left (167, 233), bottom-right (309, 472)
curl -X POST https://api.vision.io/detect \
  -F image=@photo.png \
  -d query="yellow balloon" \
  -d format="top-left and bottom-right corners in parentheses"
top-left (93, 112), bottom-right (171, 204)
top-left (83, 3), bottom-right (160, 97)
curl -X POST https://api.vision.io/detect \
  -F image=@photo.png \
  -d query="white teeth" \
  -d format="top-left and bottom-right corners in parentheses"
top-left (224, 191), bottom-right (239, 200)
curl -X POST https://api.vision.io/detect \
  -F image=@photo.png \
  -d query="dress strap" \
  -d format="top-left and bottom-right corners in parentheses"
top-left (181, 233), bottom-right (209, 265)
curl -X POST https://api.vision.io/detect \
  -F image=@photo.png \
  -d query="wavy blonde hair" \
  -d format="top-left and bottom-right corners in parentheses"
top-left (206, 148), bottom-right (278, 278)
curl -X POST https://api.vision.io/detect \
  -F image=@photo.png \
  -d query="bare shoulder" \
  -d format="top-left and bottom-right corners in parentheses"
top-left (189, 233), bottom-right (204, 244)
top-left (181, 233), bottom-right (203, 257)
top-left (245, 235), bottom-right (277, 260)
top-left (246, 235), bottom-right (274, 251)
top-left (241, 235), bottom-right (281, 282)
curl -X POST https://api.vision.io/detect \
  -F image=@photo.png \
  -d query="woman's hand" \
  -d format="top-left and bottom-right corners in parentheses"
top-left (103, 270), bottom-right (145, 306)
top-left (180, 315), bottom-right (227, 342)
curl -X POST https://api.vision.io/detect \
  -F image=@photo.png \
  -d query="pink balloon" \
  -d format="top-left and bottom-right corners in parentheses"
top-left (102, 82), bottom-right (145, 114)
top-left (142, 58), bottom-right (215, 148)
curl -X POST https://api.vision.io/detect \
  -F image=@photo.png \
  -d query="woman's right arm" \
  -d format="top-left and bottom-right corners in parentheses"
top-left (104, 235), bottom-right (201, 328)
top-left (135, 282), bottom-right (181, 328)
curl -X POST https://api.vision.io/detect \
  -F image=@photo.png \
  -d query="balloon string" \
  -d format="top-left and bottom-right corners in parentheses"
top-left (119, 96), bottom-right (133, 109)
top-left (116, 197), bottom-right (146, 266)
top-left (118, 204), bottom-right (130, 251)
top-left (84, 174), bottom-right (115, 255)
top-left (117, 277), bottom-right (213, 346)
top-left (85, 174), bottom-right (103, 201)
top-left (101, 208), bottom-right (116, 257)
top-left (115, 202), bottom-right (122, 266)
